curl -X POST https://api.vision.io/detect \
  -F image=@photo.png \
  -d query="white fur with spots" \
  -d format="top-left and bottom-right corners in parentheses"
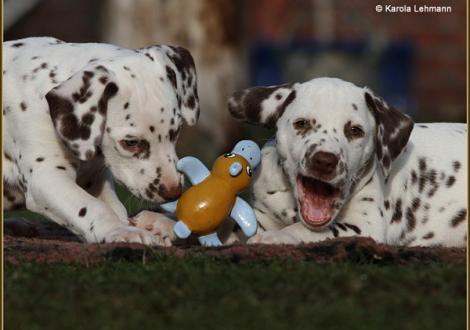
top-left (3, 37), bottom-right (200, 244)
top-left (229, 77), bottom-right (467, 247)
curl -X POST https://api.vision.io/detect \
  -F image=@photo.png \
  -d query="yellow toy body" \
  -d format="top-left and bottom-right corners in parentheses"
top-left (176, 155), bottom-right (251, 235)
top-left (161, 140), bottom-right (261, 246)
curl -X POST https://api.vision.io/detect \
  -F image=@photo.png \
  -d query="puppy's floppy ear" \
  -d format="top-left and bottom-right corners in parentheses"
top-left (145, 45), bottom-right (200, 126)
top-left (364, 88), bottom-right (414, 179)
top-left (228, 83), bottom-right (297, 128)
top-left (45, 64), bottom-right (119, 161)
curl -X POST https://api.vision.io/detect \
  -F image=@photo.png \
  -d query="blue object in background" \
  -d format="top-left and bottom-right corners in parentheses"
top-left (249, 40), bottom-right (415, 115)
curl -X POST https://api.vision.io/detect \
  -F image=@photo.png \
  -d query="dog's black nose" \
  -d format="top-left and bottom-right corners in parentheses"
top-left (159, 184), bottom-right (182, 201)
top-left (309, 151), bottom-right (339, 176)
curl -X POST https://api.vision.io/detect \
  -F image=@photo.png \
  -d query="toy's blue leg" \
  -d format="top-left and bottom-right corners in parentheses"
top-left (198, 232), bottom-right (222, 247)
top-left (230, 197), bottom-right (258, 237)
top-left (173, 220), bottom-right (191, 239)
top-left (160, 200), bottom-right (178, 213)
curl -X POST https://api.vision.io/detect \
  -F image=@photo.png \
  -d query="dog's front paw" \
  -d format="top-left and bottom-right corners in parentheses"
top-left (129, 211), bottom-right (176, 246)
top-left (104, 226), bottom-right (164, 246)
top-left (247, 230), bottom-right (299, 245)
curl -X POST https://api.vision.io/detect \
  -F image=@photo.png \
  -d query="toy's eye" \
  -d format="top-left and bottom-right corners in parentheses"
top-left (246, 166), bottom-right (252, 177)
top-left (224, 153), bottom-right (235, 158)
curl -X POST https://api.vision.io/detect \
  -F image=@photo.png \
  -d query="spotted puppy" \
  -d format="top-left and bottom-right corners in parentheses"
top-left (3, 37), bottom-right (200, 244)
top-left (228, 77), bottom-right (467, 247)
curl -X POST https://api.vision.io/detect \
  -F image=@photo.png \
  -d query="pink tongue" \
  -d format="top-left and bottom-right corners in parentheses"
top-left (297, 177), bottom-right (334, 226)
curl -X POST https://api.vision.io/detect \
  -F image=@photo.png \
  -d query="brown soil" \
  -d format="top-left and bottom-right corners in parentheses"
top-left (4, 218), bottom-right (467, 265)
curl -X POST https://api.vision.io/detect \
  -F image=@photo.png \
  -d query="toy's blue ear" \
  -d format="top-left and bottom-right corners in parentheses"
top-left (232, 140), bottom-right (261, 168)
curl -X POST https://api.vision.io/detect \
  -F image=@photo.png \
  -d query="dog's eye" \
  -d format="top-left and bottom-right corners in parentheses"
top-left (349, 125), bottom-right (365, 138)
top-left (124, 139), bottom-right (139, 147)
top-left (246, 166), bottom-right (252, 177)
top-left (119, 139), bottom-right (140, 152)
top-left (293, 119), bottom-right (309, 129)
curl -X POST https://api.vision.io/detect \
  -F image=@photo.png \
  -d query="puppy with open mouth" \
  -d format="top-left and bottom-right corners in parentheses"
top-left (228, 77), bottom-right (467, 247)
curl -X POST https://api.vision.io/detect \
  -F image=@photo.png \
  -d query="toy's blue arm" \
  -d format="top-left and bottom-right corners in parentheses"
top-left (230, 197), bottom-right (258, 237)
top-left (177, 156), bottom-right (210, 185)
top-left (160, 200), bottom-right (178, 213)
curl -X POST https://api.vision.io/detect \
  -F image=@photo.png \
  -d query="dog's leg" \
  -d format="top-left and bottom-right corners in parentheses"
top-left (95, 171), bottom-right (128, 223)
top-left (3, 153), bottom-right (25, 211)
top-left (3, 184), bottom-right (25, 211)
top-left (76, 158), bottom-right (128, 223)
top-left (249, 193), bottom-right (385, 245)
top-left (26, 167), bottom-right (163, 244)
top-left (247, 221), bottom-right (365, 245)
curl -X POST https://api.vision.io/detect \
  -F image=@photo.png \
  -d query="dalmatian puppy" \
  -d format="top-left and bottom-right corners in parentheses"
top-left (3, 37), bottom-right (200, 245)
top-left (228, 77), bottom-right (467, 247)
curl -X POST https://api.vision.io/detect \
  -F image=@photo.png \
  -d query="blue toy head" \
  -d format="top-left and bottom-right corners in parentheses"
top-left (231, 140), bottom-right (261, 169)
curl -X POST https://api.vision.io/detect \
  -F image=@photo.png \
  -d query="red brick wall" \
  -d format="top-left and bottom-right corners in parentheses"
top-left (247, 0), bottom-right (466, 122)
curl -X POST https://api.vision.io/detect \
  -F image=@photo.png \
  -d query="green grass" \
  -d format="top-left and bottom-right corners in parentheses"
top-left (5, 257), bottom-right (466, 330)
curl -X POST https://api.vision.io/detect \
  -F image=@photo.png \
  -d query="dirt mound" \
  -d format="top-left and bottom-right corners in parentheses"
top-left (3, 218), bottom-right (466, 265)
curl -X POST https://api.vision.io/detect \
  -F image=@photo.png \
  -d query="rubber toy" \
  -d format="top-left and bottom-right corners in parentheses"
top-left (161, 140), bottom-right (261, 246)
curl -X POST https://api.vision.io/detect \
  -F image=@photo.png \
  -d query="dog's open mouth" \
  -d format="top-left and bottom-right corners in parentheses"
top-left (296, 175), bottom-right (340, 227)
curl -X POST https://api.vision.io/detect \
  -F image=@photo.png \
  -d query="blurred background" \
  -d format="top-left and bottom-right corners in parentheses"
top-left (5, 0), bottom-right (467, 143)
top-left (3, 0), bottom-right (467, 215)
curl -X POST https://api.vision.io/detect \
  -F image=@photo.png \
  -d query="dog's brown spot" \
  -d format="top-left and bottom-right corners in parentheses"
top-left (72, 71), bottom-right (94, 104)
top-left (411, 198), bottom-right (421, 212)
top-left (450, 209), bottom-right (467, 227)
top-left (446, 176), bottom-right (456, 187)
top-left (391, 199), bottom-right (402, 223)
top-left (169, 127), bottom-right (181, 142)
top-left (405, 207), bottom-right (416, 231)
top-left (186, 95), bottom-right (196, 109)
top-left (329, 225), bottom-right (339, 237)
top-left (99, 76), bottom-right (108, 85)
top-left (98, 82), bottom-right (118, 115)
top-left (344, 223), bottom-right (361, 234)
top-left (78, 207), bottom-right (87, 217)
top-left (145, 53), bottom-right (154, 62)
top-left (422, 232), bottom-right (434, 239)
top-left (452, 161), bottom-right (461, 172)
top-left (384, 200), bottom-right (390, 210)
top-left (81, 113), bottom-right (95, 125)
top-left (166, 65), bottom-right (177, 89)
